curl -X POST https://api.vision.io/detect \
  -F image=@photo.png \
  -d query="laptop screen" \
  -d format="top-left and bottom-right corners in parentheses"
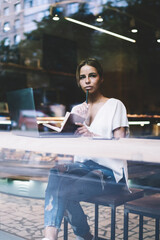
top-left (7, 88), bottom-right (40, 137)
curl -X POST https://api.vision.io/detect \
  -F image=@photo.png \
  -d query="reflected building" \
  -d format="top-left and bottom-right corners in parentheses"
top-left (0, 0), bottom-right (56, 46)
top-left (23, 0), bottom-right (50, 33)
top-left (0, 0), bottom-right (110, 47)
top-left (0, 0), bottom-right (24, 46)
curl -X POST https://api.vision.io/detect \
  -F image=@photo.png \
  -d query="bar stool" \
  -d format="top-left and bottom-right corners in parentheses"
top-left (124, 193), bottom-right (160, 240)
top-left (64, 188), bottom-right (144, 240)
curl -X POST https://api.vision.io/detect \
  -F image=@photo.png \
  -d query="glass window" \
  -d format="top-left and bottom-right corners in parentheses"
top-left (4, 37), bottom-right (10, 46)
top-left (4, 7), bottom-right (9, 16)
top-left (14, 34), bottom-right (21, 44)
top-left (24, 0), bottom-right (33, 8)
top-left (0, 3), bottom-right (160, 240)
top-left (34, 0), bottom-right (43, 6)
top-left (14, 19), bottom-right (20, 29)
top-left (3, 22), bottom-right (10, 32)
top-left (14, 3), bottom-right (21, 13)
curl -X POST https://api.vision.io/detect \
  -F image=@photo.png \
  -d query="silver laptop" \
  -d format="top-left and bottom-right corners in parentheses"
top-left (7, 88), bottom-right (76, 138)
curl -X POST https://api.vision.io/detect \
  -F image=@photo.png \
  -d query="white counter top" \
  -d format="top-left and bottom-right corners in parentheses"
top-left (0, 132), bottom-right (160, 163)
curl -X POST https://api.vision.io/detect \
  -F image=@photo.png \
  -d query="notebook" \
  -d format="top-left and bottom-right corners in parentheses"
top-left (6, 88), bottom-right (78, 138)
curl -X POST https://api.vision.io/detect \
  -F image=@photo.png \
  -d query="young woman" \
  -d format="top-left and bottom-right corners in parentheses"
top-left (42, 58), bottom-right (129, 240)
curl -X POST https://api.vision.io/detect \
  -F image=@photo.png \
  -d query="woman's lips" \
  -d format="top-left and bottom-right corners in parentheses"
top-left (85, 87), bottom-right (92, 90)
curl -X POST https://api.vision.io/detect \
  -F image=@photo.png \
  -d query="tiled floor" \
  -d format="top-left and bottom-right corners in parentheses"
top-left (0, 192), bottom-right (158, 240)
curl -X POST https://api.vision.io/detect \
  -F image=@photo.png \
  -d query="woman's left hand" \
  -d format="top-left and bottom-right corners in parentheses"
top-left (75, 123), bottom-right (93, 137)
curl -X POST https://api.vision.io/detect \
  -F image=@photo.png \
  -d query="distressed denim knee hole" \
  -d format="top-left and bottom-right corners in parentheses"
top-left (45, 196), bottom-right (53, 211)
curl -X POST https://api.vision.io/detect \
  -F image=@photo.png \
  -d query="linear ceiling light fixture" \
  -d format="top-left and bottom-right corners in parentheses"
top-left (65, 17), bottom-right (136, 43)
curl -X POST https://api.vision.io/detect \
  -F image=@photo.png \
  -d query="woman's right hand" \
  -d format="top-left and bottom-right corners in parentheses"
top-left (71, 102), bottom-right (89, 119)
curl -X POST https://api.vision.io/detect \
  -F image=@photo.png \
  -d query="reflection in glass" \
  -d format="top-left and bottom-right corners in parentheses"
top-left (44, 159), bottom-right (127, 239)
top-left (4, 7), bottom-right (9, 16)
top-left (3, 22), bottom-right (10, 32)
top-left (4, 37), bottom-right (10, 46)
top-left (14, 34), bottom-right (21, 45)
top-left (14, 2), bottom-right (21, 13)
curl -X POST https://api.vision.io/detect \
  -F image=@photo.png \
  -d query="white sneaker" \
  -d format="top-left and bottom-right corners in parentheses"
top-left (42, 238), bottom-right (50, 240)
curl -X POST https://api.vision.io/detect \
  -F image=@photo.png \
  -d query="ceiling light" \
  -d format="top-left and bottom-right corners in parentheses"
top-left (131, 28), bottom-right (138, 33)
top-left (96, 16), bottom-right (103, 23)
top-left (157, 39), bottom-right (160, 43)
top-left (65, 17), bottom-right (136, 43)
top-left (52, 14), bottom-right (60, 21)
top-left (130, 18), bottom-right (138, 33)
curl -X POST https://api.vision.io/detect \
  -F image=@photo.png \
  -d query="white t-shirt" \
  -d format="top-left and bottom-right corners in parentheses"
top-left (72, 98), bottom-right (129, 183)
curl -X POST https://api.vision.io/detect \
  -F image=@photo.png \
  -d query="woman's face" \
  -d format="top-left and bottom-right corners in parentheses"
top-left (79, 65), bottom-right (103, 94)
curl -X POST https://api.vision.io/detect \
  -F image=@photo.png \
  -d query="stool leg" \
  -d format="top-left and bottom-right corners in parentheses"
top-left (124, 208), bottom-right (129, 240)
top-left (139, 215), bottom-right (143, 240)
top-left (64, 217), bottom-right (68, 240)
top-left (94, 204), bottom-right (99, 240)
top-left (155, 218), bottom-right (159, 240)
top-left (111, 206), bottom-right (116, 240)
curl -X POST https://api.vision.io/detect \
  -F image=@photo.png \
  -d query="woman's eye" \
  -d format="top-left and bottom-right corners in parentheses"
top-left (89, 74), bottom-right (97, 78)
top-left (80, 75), bottom-right (85, 80)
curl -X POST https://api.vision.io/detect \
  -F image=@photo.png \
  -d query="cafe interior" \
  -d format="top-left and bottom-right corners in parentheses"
top-left (0, 0), bottom-right (160, 239)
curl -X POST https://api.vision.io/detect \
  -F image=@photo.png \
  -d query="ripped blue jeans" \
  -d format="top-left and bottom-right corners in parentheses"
top-left (44, 160), bottom-right (125, 238)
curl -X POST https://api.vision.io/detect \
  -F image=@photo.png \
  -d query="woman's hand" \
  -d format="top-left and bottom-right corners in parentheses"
top-left (75, 123), bottom-right (94, 137)
top-left (72, 102), bottom-right (89, 119)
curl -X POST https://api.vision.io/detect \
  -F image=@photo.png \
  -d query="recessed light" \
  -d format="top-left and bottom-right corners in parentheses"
top-left (52, 14), bottom-right (60, 21)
